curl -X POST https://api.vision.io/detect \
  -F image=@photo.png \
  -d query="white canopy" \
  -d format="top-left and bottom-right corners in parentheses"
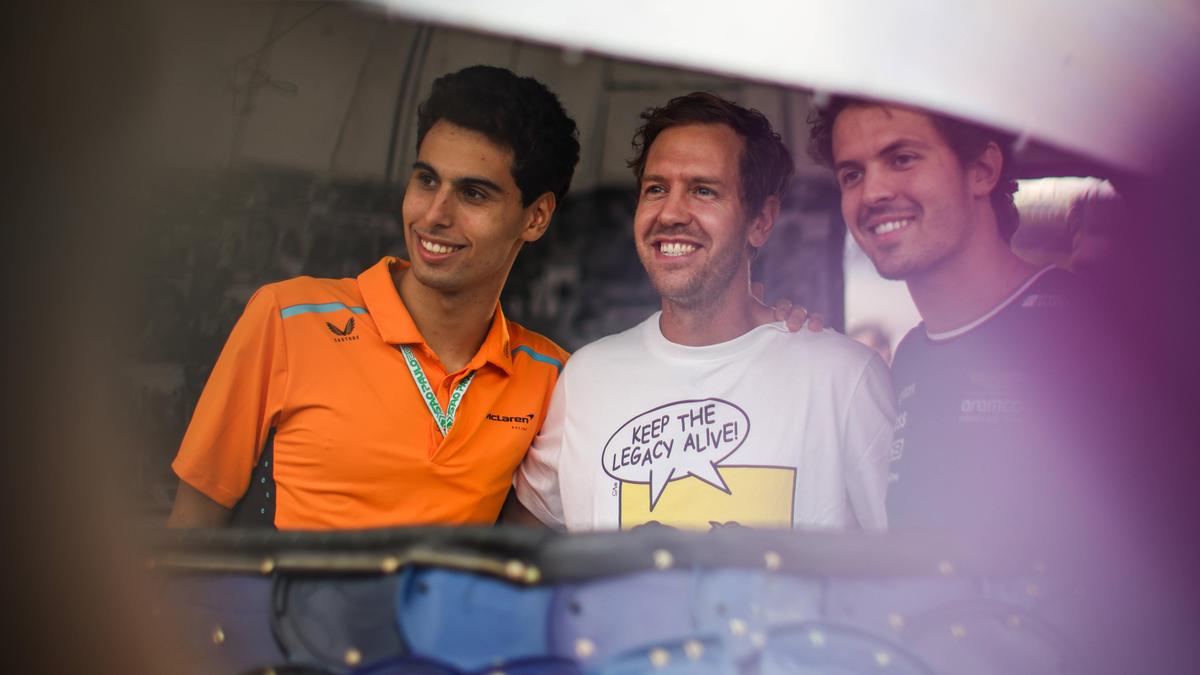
top-left (375, 0), bottom-right (1200, 174)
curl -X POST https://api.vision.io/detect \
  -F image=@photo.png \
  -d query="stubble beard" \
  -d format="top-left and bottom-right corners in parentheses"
top-left (858, 189), bottom-right (979, 284)
top-left (872, 252), bottom-right (921, 281)
top-left (410, 265), bottom-right (460, 294)
top-left (867, 226), bottom-right (969, 284)
top-left (645, 243), bottom-right (746, 312)
top-left (404, 231), bottom-right (524, 299)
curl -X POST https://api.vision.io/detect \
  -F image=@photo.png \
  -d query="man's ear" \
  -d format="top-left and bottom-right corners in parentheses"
top-left (747, 195), bottom-right (780, 248)
top-left (520, 192), bottom-right (557, 243)
top-left (969, 142), bottom-right (1004, 198)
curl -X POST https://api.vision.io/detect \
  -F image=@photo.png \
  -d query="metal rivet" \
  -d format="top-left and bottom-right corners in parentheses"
top-left (683, 640), bottom-right (704, 661)
top-left (211, 626), bottom-right (225, 645)
top-left (380, 556), bottom-right (400, 574)
top-left (344, 648), bottom-right (362, 666)
top-left (574, 638), bottom-right (596, 659)
top-left (260, 558), bottom-right (275, 574)
top-left (524, 566), bottom-right (542, 584)
top-left (261, 477), bottom-right (266, 484)
top-left (649, 648), bottom-right (670, 668)
top-left (1025, 583), bottom-right (1040, 598)
top-left (728, 618), bottom-right (747, 636)
top-left (1007, 615), bottom-right (1022, 629)
top-left (265, 492), bottom-right (270, 498)
top-left (950, 624), bottom-right (966, 639)
top-left (505, 560), bottom-right (526, 580)
top-left (887, 613), bottom-right (905, 631)
top-left (750, 632), bottom-right (766, 648)
top-left (808, 629), bottom-right (826, 647)
top-left (874, 650), bottom-right (892, 667)
top-left (653, 549), bottom-right (673, 570)
top-left (937, 560), bottom-right (955, 576)
top-left (259, 508), bottom-right (266, 515)
top-left (764, 550), bottom-right (781, 571)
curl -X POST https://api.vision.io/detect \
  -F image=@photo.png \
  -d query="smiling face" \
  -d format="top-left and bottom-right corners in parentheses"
top-left (401, 120), bottom-right (552, 298)
top-left (832, 105), bottom-right (985, 281)
top-left (634, 123), bottom-right (772, 310)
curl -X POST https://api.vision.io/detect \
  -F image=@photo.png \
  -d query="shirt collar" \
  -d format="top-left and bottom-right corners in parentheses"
top-left (357, 257), bottom-right (514, 374)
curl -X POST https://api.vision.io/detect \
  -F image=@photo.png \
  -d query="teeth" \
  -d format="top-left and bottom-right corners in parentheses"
top-left (873, 219), bottom-right (911, 234)
top-left (659, 242), bottom-right (698, 257)
top-left (421, 238), bottom-right (460, 254)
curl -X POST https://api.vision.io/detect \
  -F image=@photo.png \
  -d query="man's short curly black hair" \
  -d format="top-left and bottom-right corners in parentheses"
top-left (416, 65), bottom-right (580, 206)
top-left (628, 91), bottom-right (794, 217)
top-left (808, 96), bottom-right (1021, 242)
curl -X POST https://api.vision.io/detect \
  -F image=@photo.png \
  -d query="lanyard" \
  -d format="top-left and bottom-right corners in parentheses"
top-left (400, 345), bottom-right (475, 437)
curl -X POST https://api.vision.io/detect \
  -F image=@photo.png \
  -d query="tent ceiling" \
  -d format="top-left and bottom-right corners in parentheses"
top-left (375, 0), bottom-right (1200, 175)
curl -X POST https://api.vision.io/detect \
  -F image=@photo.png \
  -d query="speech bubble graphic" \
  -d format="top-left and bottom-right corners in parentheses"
top-left (602, 398), bottom-right (750, 510)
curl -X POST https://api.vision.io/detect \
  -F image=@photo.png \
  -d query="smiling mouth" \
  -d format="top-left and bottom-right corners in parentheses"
top-left (867, 218), bottom-right (913, 235)
top-left (418, 236), bottom-right (464, 255)
top-left (657, 241), bottom-right (699, 257)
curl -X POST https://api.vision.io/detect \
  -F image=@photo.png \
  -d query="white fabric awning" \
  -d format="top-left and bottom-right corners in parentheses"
top-left (375, 0), bottom-right (1200, 174)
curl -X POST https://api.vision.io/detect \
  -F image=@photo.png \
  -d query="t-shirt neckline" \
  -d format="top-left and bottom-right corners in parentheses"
top-left (644, 311), bottom-right (787, 361)
top-left (924, 266), bottom-right (1056, 342)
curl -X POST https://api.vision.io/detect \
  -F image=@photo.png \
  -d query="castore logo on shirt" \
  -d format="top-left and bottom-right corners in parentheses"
top-left (325, 317), bottom-right (360, 343)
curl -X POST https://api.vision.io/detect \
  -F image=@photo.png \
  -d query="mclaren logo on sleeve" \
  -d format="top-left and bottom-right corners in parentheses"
top-left (325, 317), bottom-right (359, 343)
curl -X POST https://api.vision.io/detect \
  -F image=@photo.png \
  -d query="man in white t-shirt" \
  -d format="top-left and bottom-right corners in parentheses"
top-left (513, 93), bottom-right (894, 532)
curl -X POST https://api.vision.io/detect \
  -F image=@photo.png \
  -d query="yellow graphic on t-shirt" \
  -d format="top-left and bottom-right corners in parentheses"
top-left (603, 398), bottom-right (792, 530)
top-left (619, 466), bottom-right (796, 530)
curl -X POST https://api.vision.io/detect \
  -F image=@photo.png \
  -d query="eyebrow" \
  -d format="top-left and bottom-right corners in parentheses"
top-left (834, 137), bottom-right (932, 172)
top-left (641, 173), bottom-right (728, 186)
top-left (833, 158), bottom-right (862, 173)
top-left (878, 138), bottom-right (931, 156)
top-left (412, 161), bottom-right (507, 196)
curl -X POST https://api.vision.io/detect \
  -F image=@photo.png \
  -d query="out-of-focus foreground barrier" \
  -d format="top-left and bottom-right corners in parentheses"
top-left (145, 526), bottom-right (1179, 675)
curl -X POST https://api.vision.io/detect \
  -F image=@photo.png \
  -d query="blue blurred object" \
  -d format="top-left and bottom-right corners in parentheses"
top-left (272, 574), bottom-right (406, 671)
top-left (149, 528), bottom-right (1122, 674)
top-left (351, 653), bottom-right (581, 674)
top-left (548, 570), bottom-right (701, 665)
top-left (759, 622), bottom-right (933, 675)
top-left (159, 575), bottom-right (282, 673)
top-left (397, 568), bottom-right (555, 672)
top-left (590, 636), bottom-right (736, 675)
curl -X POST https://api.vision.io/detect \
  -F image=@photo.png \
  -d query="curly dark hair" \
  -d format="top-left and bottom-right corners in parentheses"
top-left (628, 91), bottom-right (794, 217)
top-left (808, 96), bottom-right (1020, 242)
top-left (416, 65), bottom-right (580, 206)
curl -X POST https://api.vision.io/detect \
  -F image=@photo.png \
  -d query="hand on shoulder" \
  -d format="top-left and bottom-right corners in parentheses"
top-left (751, 281), bottom-right (824, 332)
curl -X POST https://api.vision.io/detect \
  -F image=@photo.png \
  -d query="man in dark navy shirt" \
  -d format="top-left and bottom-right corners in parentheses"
top-left (808, 99), bottom-right (1123, 536)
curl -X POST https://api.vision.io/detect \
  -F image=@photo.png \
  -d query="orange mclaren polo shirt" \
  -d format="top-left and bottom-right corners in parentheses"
top-left (172, 257), bottom-right (567, 529)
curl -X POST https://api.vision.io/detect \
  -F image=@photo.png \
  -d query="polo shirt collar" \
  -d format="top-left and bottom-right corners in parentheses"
top-left (357, 257), bottom-right (515, 374)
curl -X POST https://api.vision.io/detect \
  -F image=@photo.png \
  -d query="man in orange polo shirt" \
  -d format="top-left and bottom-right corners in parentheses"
top-left (167, 65), bottom-right (579, 529)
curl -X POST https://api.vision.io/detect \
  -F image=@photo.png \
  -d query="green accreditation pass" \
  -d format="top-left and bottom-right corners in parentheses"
top-left (400, 345), bottom-right (475, 437)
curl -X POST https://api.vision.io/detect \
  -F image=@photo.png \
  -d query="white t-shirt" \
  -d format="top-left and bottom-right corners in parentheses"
top-left (515, 313), bottom-right (895, 532)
